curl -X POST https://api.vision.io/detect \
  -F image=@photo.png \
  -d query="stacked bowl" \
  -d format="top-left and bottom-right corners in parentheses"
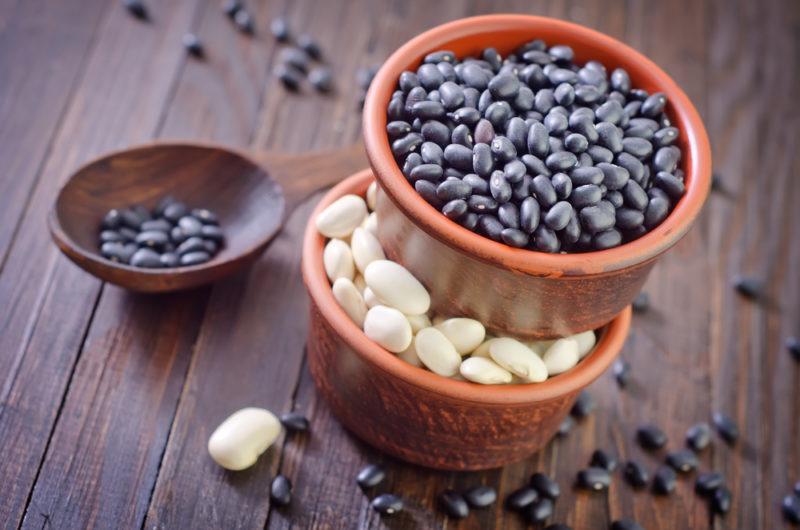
top-left (303, 14), bottom-right (711, 470)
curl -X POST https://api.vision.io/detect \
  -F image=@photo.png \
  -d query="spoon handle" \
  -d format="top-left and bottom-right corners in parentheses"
top-left (254, 142), bottom-right (369, 214)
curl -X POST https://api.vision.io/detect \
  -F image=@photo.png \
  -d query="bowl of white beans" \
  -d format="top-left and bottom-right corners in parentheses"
top-left (302, 168), bottom-right (631, 470)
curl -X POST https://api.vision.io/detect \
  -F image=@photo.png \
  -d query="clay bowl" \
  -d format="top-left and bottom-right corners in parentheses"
top-left (363, 14), bottom-right (711, 339)
top-left (302, 169), bottom-right (632, 470)
top-left (49, 142), bottom-right (285, 292)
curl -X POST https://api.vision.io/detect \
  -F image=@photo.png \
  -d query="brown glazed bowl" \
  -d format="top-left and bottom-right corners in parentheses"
top-left (363, 15), bottom-right (711, 338)
top-left (302, 169), bottom-right (631, 470)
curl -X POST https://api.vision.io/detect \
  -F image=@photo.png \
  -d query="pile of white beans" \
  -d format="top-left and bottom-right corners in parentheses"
top-left (315, 180), bottom-right (597, 384)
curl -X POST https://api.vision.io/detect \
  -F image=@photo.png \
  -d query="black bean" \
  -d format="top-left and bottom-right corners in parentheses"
top-left (611, 520), bottom-right (644, 530)
top-left (712, 412), bottom-right (739, 444)
top-left (643, 196), bottom-right (670, 228)
top-left (416, 63), bottom-right (443, 90)
top-left (160, 252), bottom-right (178, 267)
top-left (387, 96), bottom-right (405, 121)
top-left (123, 0), bottom-right (148, 20)
top-left (563, 133), bottom-right (587, 154)
top-left (102, 209), bottom-right (123, 230)
top-left (544, 201), bottom-right (572, 230)
top-left (488, 73), bottom-right (520, 100)
top-left (130, 248), bottom-right (161, 268)
top-left (623, 461), bottom-right (649, 489)
top-left (732, 275), bottom-right (763, 299)
top-left (464, 485), bottom-right (496, 508)
top-left (100, 230), bottom-right (126, 244)
top-left (505, 486), bottom-right (539, 512)
top-left (485, 101), bottom-right (512, 129)
top-left (526, 497), bottom-right (554, 524)
top-left (371, 494), bottom-right (403, 516)
top-left (544, 112), bottom-right (568, 137)
top-left (795, 481), bottom-right (800, 496)
top-left (275, 64), bottom-right (302, 91)
top-left (268, 16), bottom-right (289, 40)
top-left (468, 194), bottom-right (498, 214)
top-left (524, 121), bottom-right (548, 158)
top-left (575, 85), bottom-right (603, 105)
top-left (625, 124), bottom-right (654, 139)
top-left (550, 172), bottom-right (572, 199)
top-left (547, 67), bottom-right (577, 85)
top-left (590, 449), bottom-right (618, 472)
top-left (459, 212), bottom-right (478, 230)
top-left (653, 127), bottom-right (679, 147)
top-left (392, 133), bottom-right (424, 158)
top-left (695, 471), bottom-right (724, 496)
top-left (596, 100), bottom-right (624, 124)
top-left (512, 86), bottom-right (534, 112)
top-left (478, 214), bottom-right (503, 241)
top-left (309, 67), bottom-right (333, 92)
top-left (513, 174), bottom-right (532, 200)
top-left (180, 251), bottom-right (210, 266)
top-left (502, 118), bottom-right (526, 153)
top-left (501, 160), bottom-right (525, 185)
top-left (438, 490), bottom-right (469, 518)
top-left (437, 81), bottom-right (464, 110)
top-left (232, 9), bottom-right (254, 33)
top-left (615, 152), bottom-right (645, 184)
top-left (497, 202), bottom-right (520, 228)
top-left (442, 199), bottom-right (468, 221)
top-left (641, 92), bottom-right (667, 117)
top-left (398, 71), bottom-right (420, 93)
top-left (562, 212), bottom-right (581, 244)
top-left (402, 153), bottom-right (422, 178)
top-left (593, 228), bottom-right (622, 249)
top-left (119, 208), bottom-right (145, 230)
top-left (666, 449), bottom-right (698, 473)
top-left (586, 146), bottom-right (612, 165)
top-left (421, 120), bottom-right (450, 147)
top-left (654, 171), bottom-right (685, 199)
top-left (782, 495), bottom-right (800, 523)
top-left (270, 475), bottom-right (292, 506)
top-left (499, 228), bottom-right (528, 248)
top-left (412, 100), bottom-right (446, 120)
top-left (410, 163), bottom-right (443, 182)
top-left (637, 424), bottom-right (667, 450)
top-left (462, 173), bottom-right (489, 195)
top-left (140, 219), bottom-right (171, 233)
top-left (596, 122), bottom-right (623, 153)
top-left (170, 226), bottom-right (187, 245)
top-left (610, 68), bottom-right (631, 93)
top-left (711, 486), bottom-right (732, 514)
top-left (787, 337), bottom-right (800, 362)
top-left (580, 205), bottom-right (615, 234)
top-left (521, 153), bottom-right (551, 177)
top-left (356, 464), bottom-right (386, 488)
top-left (653, 465), bottom-right (677, 495)
top-left (460, 63), bottom-right (491, 90)
top-left (519, 196), bottom-right (541, 234)
top-left (182, 33), bottom-right (204, 58)
top-left (577, 467), bottom-right (611, 491)
top-left (622, 180), bottom-right (648, 210)
top-left (570, 166), bottom-right (604, 186)
top-left (622, 137), bottom-right (653, 159)
top-left (416, 180), bottom-right (444, 208)
top-left (489, 171), bottom-right (512, 203)
top-left (178, 216), bottom-right (203, 237)
top-left (279, 412), bottom-right (309, 432)
top-left (100, 242), bottom-right (127, 263)
top-left (543, 525), bottom-right (572, 530)
top-left (533, 225), bottom-right (558, 252)
top-left (606, 190), bottom-right (624, 208)
top-left (616, 208), bottom-right (644, 230)
top-left (557, 415), bottom-right (575, 436)
top-left (531, 175), bottom-right (557, 208)
top-left (472, 119), bottom-right (494, 146)
top-left (419, 142), bottom-right (444, 166)
top-left (686, 422), bottom-right (712, 451)
top-left (491, 136), bottom-right (517, 163)
top-left (571, 390), bottom-right (594, 418)
top-left (571, 184), bottom-right (602, 208)
top-left (653, 146), bottom-right (680, 173)
top-left (136, 230), bottom-right (169, 248)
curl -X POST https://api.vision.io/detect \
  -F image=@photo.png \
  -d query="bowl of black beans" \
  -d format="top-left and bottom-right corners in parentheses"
top-left (49, 142), bottom-right (284, 292)
top-left (363, 14), bottom-right (712, 338)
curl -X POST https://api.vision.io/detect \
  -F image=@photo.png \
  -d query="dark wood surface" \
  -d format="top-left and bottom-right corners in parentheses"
top-left (0, 0), bottom-right (797, 529)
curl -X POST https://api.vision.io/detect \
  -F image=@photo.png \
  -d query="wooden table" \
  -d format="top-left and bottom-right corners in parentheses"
top-left (1, 0), bottom-right (798, 528)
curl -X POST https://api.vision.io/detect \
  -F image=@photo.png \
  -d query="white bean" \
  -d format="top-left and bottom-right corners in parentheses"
top-left (571, 330), bottom-right (597, 359)
top-left (489, 337), bottom-right (548, 382)
top-left (363, 305), bottom-right (412, 353)
top-left (460, 357), bottom-right (512, 384)
top-left (542, 338), bottom-right (579, 375)
top-left (363, 212), bottom-right (378, 236)
top-left (470, 337), bottom-right (498, 358)
top-left (323, 239), bottom-right (354, 283)
top-left (207, 407), bottom-right (282, 471)
top-left (397, 341), bottom-right (423, 367)
top-left (366, 181), bottom-right (378, 210)
top-left (353, 274), bottom-right (367, 293)
top-left (414, 327), bottom-right (461, 377)
top-left (363, 287), bottom-right (381, 308)
top-left (527, 339), bottom-right (556, 356)
top-left (332, 278), bottom-right (368, 327)
top-left (350, 227), bottom-right (385, 274)
top-left (364, 260), bottom-right (430, 315)
top-left (435, 318), bottom-right (486, 355)
top-left (315, 194), bottom-right (368, 238)
top-left (406, 313), bottom-right (432, 334)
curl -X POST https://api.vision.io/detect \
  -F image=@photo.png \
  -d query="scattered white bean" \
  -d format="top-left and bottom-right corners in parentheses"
top-left (316, 194), bottom-right (368, 238)
top-left (542, 338), bottom-right (579, 375)
top-left (350, 227), bottom-right (385, 274)
top-left (435, 318), bottom-right (486, 355)
top-left (207, 407), bottom-right (281, 471)
top-left (332, 278), bottom-right (368, 327)
top-left (323, 239), bottom-right (354, 283)
top-left (414, 327), bottom-right (461, 377)
top-left (406, 313), bottom-right (432, 334)
top-left (364, 260), bottom-right (430, 316)
top-left (363, 305), bottom-right (412, 353)
top-left (460, 357), bottom-right (513, 384)
top-left (366, 181), bottom-right (378, 210)
top-left (572, 330), bottom-right (597, 359)
top-left (489, 338), bottom-right (548, 382)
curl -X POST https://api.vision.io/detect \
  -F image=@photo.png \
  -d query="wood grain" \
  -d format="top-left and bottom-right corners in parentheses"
top-left (0, 0), bottom-right (797, 529)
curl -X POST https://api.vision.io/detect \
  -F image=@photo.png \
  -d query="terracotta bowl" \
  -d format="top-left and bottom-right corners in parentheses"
top-left (49, 142), bottom-right (284, 292)
top-left (363, 15), bottom-right (711, 339)
top-left (302, 169), bottom-right (631, 470)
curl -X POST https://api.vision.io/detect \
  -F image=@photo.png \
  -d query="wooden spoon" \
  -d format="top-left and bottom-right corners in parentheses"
top-left (48, 141), bottom-right (367, 292)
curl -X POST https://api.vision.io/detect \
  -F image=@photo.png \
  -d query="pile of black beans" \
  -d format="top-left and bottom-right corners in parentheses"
top-left (386, 40), bottom-right (686, 253)
top-left (98, 197), bottom-right (224, 268)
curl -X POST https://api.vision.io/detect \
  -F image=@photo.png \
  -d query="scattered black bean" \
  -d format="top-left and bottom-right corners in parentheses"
top-left (309, 67), bottom-right (333, 92)
top-left (544, 525), bottom-right (573, 530)
top-left (686, 422), bottom-right (712, 451)
top-left (123, 0), bottom-right (148, 20)
top-left (439, 490), bottom-right (469, 518)
top-left (356, 464), bottom-right (386, 488)
top-left (505, 486), bottom-right (539, 511)
top-left (590, 449), bottom-right (618, 472)
top-left (610, 520), bottom-right (644, 530)
top-left (712, 412), bottom-right (739, 444)
top-left (297, 34), bottom-right (321, 59)
top-left (233, 9), bottom-right (254, 33)
top-left (571, 391), bottom-right (594, 419)
top-left (783, 494), bottom-right (800, 524)
top-left (525, 497), bottom-right (554, 524)
top-left (666, 449), bottom-right (698, 473)
top-left (695, 471), bottom-right (724, 496)
top-left (637, 424), bottom-right (667, 450)
top-left (613, 359), bottom-right (631, 387)
top-left (464, 485), bottom-right (496, 508)
top-left (371, 494), bottom-right (404, 516)
top-left (631, 291), bottom-right (649, 313)
top-left (795, 481), bottom-right (800, 496)
top-left (182, 33), bottom-right (203, 58)
top-left (712, 486), bottom-right (732, 515)
top-left (557, 415), bottom-right (575, 437)
top-left (270, 475), bottom-right (292, 506)
top-left (577, 467), bottom-right (611, 491)
top-left (653, 465), bottom-right (677, 495)
top-left (787, 337), bottom-right (800, 362)
top-left (623, 460), bottom-right (649, 489)
top-left (530, 472), bottom-right (560, 500)
top-left (269, 17), bottom-right (289, 40)
top-left (279, 412), bottom-right (309, 432)
top-left (733, 275), bottom-right (763, 300)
